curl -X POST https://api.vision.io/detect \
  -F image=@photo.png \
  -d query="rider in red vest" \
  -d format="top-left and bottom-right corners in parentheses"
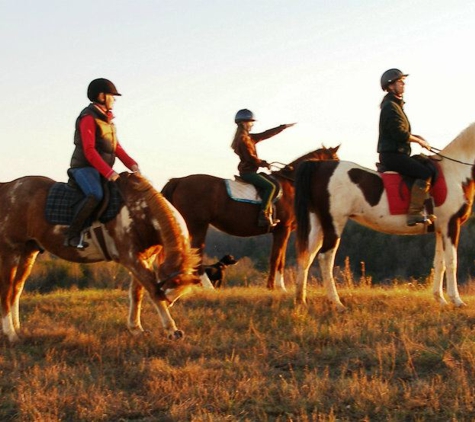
top-left (231, 109), bottom-right (295, 228)
top-left (65, 78), bottom-right (140, 248)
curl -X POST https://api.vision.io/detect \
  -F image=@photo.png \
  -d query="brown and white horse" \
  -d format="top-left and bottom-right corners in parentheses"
top-left (0, 172), bottom-right (200, 343)
top-left (160, 146), bottom-right (339, 291)
top-left (294, 122), bottom-right (475, 309)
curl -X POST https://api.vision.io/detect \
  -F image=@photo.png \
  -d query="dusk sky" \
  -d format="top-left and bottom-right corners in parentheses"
top-left (2, 0), bottom-right (474, 189)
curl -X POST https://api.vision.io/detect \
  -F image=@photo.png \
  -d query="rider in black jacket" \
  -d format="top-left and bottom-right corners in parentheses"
top-left (377, 69), bottom-right (434, 226)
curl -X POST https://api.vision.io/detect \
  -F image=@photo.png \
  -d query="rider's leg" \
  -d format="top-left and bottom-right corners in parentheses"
top-left (240, 172), bottom-right (277, 227)
top-left (65, 167), bottom-right (103, 248)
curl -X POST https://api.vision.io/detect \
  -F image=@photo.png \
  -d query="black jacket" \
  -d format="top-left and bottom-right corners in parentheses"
top-left (377, 93), bottom-right (411, 155)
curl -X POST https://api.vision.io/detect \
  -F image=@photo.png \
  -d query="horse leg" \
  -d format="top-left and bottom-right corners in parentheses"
top-left (189, 225), bottom-right (215, 290)
top-left (267, 227), bottom-right (291, 291)
top-left (152, 300), bottom-right (183, 340)
top-left (317, 241), bottom-right (345, 311)
top-left (128, 277), bottom-right (146, 335)
top-left (11, 248), bottom-right (39, 332)
top-left (0, 252), bottom-right (21, 342)
top-left (295, 213), bottom-right (322, 305)
top-left (200, 272), bottom-right (215, 290)
top-left (441, 228), bottom-right (466, 307)
top-left (432, 231), bottom-right (448, 305)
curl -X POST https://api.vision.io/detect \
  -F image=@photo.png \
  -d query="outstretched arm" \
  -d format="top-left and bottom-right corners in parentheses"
top-left (251, 122), bottom-right (296, 142)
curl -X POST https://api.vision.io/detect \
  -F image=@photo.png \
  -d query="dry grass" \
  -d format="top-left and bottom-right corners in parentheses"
top-left (1, 284), bottom-right (475, 421)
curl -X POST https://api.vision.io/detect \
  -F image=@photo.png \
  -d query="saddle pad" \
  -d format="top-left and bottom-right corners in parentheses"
top-left (382, 164), bottom-right (447, 215)
top-left (45, 182), bottom-right (123, 225)
top-left (224, 179), bottom-right (261, 204)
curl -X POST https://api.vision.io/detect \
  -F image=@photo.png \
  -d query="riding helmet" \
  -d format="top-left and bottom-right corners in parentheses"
top-left (380, 69), bottom-right (408, 91)
top-left (235, 109), bottom-right (256, 123)
top-left (87, 78), bottom-right (122, 102)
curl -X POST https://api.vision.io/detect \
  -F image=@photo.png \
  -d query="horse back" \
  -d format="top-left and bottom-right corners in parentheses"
top-left (162, 174), bottom-right (226, 207)
top-left (0, 176), bottom-right (54, 205)
top-left (0, 176), bottom-right (55, 239)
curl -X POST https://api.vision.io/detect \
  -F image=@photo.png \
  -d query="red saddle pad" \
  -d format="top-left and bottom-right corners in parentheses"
top-left (381, 163), bottom-right (447, 215)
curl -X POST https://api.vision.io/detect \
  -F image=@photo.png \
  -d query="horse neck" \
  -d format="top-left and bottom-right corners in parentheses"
top-left (442, 123), bottom-right (475, 164)
top-left (274, 150), bottom-right (334, 181)
top-left (124, 178), bottom-right (198, 273)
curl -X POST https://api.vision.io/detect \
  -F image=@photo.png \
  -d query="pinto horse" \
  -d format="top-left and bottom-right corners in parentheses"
top-left (161, 146), bottom-right (339, 290)
top-left (294, 122), bottom-right (475, 310)
top-left (0, 172), bottom-right (200, 343)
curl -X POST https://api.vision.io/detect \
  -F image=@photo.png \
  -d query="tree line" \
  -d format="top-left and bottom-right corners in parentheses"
top-left (205, 215), bottom-right (475, 284)
top-left (26, 213), bottom-right (475, 292)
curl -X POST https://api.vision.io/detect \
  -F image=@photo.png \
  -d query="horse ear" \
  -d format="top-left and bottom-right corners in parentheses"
top-left (333, 144), bottom-right (341, 153)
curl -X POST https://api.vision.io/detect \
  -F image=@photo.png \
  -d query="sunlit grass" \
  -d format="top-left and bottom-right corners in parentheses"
top-left (2, 284), bottom-right (475, 420)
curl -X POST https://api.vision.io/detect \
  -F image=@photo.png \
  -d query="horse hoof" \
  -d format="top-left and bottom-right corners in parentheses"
top-left (128, 326), bottom-right (145, 336)
top-left (168, 330), bottom-right (184, 340)
top-left (335, 303), bottom-right (347, 312)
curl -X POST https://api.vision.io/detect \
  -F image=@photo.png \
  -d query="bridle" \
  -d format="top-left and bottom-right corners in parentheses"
top-left (155, 270), bottom-right (183, 304)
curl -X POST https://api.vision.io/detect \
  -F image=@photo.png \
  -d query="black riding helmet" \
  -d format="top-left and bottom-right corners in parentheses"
top-left (87, 78), bottom-right (121, 103)
top-left (380, 69), bottom-right (408, 91)
top-left (235, 109), bottom-right (256, 123)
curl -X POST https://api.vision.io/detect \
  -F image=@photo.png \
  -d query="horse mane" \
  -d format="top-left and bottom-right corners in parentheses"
top-left (273, 145), bottom-right (340, 177)
top-left (119, 173), bottom-right (200, 274)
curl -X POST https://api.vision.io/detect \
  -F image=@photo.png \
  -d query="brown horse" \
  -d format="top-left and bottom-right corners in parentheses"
top-left (0, 172), bottom-right (200, 343)
top-left (161, 145), bottom-right (339, 290)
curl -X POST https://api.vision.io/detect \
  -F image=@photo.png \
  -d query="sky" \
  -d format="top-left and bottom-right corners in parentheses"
top-left (1, 0), bottom-right (475, 190)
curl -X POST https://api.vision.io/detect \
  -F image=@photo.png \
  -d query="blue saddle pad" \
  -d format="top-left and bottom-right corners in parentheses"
top-left (45, 182), bottom-right (123, 225)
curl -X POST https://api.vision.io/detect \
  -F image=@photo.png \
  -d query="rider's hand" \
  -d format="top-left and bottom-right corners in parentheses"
top-left (110, 172), bottom-right (120, 182)
top-left (417, 138), bottom-right (431, 150)
top-left (260, 160), bottom-right (270, 169)
top-left (131, 164), bottom-right (140, 174)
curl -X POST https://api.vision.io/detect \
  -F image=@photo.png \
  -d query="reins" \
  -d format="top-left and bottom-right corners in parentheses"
top-left (430, 147), bottom-right (474, 166)
top-left (269, 161), bottom-right (295, 182)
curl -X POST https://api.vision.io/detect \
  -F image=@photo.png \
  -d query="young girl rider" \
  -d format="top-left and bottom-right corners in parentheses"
top-left (231, 108), bottom-right (295, 228)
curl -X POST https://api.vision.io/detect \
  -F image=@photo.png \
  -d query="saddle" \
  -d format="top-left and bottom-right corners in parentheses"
top-left (45, 179), bottom-right (123, 226)
top-left (224, 173), bottom-right (282, 205)
top-left (376, 155), bottom-right (447, 215)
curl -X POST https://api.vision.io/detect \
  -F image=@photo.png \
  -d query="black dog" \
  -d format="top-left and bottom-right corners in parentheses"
top-left (204, 255), bottom-right (238, 288)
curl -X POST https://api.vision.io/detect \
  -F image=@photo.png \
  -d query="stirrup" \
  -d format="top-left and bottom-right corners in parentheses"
top-left (64, 232), bottom-right (89, 249)
top-left (258, 211), bottom-right (279, 228)
top-left (407, 214), bottom-right (433, 227)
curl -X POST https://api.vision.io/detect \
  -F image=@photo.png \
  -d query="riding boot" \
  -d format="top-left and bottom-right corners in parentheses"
top-left (407, 179), bottom-right (431, 226)
top-left (64, 195), bottom-right (99, 248)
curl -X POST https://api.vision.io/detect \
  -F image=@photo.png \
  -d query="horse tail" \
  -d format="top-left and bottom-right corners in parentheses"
top-left (294, 160), bottom-right (318, 253)
top-left (161, 178), bottom-right (180, 203)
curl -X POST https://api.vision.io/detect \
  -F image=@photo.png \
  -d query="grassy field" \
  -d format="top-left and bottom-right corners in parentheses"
top-left (1, 282), bottom-right (475, 421)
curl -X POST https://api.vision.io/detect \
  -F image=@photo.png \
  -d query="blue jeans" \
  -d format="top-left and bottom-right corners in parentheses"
top-left (69, 167), bottom-right (104, 202)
